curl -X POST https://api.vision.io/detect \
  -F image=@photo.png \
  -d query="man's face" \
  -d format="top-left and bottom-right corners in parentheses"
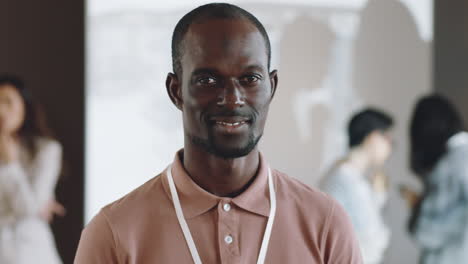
top-left (168, 18), bottom-right (277, 159)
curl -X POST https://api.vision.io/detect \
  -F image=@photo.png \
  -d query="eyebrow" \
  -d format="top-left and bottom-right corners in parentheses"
top-left (243, 64), bottom-right (265, 72)
top-left (190, 68), bottom-right (220, 77)
top-left (190, 64), bottom-right (266, 77)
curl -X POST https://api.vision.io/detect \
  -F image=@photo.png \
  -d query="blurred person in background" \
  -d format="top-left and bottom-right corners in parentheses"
top-left (402, 94), bottom-right (468, 264)
top-left (0, 74), bottom-right (65, 264)
top-left (321, 108), bottom-right (394, 264)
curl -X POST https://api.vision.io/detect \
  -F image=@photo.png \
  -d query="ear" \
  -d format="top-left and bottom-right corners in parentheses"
top-left (269, 70), bottom-right (278, 100)
top-left (166, 73), bottom-right (183, 110)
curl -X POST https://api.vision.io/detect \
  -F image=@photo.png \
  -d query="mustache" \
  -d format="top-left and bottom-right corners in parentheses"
top-left (204, 108), bottom-right (258, 123)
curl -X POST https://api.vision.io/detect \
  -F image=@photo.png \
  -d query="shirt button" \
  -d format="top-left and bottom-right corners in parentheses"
top-left (224, 235), bottom-right (233, 244)
top-left (223, 203), bottom-right (231, 212)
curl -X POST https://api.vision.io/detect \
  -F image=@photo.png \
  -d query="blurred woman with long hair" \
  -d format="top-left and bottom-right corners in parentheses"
top-left (406, 94), bottom-right (468, 264)
top-left (0, 74), bottom-right (64, 264)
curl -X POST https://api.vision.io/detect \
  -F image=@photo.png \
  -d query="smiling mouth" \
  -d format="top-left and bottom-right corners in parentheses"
top-left (215, 121), bottom-right (248, 126)
top-left (210, 117), bottom-right (251, 133)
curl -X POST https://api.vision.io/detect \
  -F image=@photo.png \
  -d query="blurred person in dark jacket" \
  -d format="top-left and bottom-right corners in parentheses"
top-left (402, 94), bottom-right (468, 264)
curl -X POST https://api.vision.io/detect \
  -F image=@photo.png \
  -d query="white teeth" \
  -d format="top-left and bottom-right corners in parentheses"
top-left (216, 121), bottom-right (246, 126)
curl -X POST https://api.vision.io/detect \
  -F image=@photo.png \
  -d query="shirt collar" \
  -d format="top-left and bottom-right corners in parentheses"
top-left (162, 149), bottom-right (270, 219)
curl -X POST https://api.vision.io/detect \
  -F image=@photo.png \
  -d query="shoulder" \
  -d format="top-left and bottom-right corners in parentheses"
top-left (445, 143), bottom-right (468, 163)
top-left (35, 137), bottom-right (62, 155)
top-left (97, 172), bottom-right (169, 228)
top-left (77, 173), bottom-right (168, 262)
top-left (450, 144), bottom-right (468, 165)
top-left (320, 165), bottom-right (355, 193)
top-left (435, 144), bottom-right (468, 177)
top-left (76, 205), bottom-right (121, 263)
top-left (273, 169), bottom-right (329, 201)
top-left (272, 169), bottom-right (362, 262)
top-left (272, 169), bottom-right (339, 222)
top-left (271, 170), bottom-right (327, 200)
top-left (25, 137), bottom-right (62, 168)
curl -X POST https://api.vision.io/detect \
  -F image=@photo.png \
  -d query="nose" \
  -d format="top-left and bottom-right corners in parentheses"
top-left (217, 79), bottom-right (245, 108)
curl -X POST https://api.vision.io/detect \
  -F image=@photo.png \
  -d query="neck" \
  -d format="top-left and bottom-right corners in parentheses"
top-left (182, 143), bottom-right (260, 197)
top-left (345, 147), bottom-right (372, 175)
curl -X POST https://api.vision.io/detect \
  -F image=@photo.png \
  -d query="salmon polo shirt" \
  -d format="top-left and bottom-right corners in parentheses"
top-left (75, 151), bottom-right (363, 264)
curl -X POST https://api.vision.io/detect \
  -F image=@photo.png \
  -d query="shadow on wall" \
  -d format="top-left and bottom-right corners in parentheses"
top-left (261, 16), bottom-right (335, 182)
top-left (353, 0), bottom-right (430, 264)
top-left (261, 0), bottom-right (431, 263)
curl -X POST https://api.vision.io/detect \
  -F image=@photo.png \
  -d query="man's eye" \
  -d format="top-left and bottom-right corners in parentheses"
top-left (240, 75), bottom-right (261, 84)
top-left (198, 77), bottom-right (217, 85)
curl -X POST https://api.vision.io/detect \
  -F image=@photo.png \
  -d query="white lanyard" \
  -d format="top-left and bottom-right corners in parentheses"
top-left (167, 165), bottom-right (276, 264)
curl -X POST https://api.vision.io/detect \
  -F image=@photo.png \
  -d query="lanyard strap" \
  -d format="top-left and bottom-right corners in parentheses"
top-left (167, 165), bottom-right (276, 264)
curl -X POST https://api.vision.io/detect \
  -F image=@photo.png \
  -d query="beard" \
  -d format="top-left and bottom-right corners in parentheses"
top-left (190, 130), bottom-right (262, 159)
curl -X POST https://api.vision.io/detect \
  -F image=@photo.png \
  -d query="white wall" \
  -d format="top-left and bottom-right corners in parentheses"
top-left (86, 1), bottom-right (433, 263)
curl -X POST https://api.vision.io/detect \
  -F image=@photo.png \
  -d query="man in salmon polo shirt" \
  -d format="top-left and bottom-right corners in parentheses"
top-left (75, 3), bottom-right (363, 263)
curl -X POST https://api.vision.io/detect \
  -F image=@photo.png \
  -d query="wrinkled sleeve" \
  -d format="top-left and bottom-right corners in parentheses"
top-left (321, 198), bottom-right (363, 264)
top-left (74, 211), bottom-right (121, 264)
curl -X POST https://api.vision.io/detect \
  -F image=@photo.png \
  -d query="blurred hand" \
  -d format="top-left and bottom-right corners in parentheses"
top-left (399, 185), bottom-right (420, 208)
top-left (39, 199), bottom-right (66, 223)
top-left (371, 171), bottom-right (389, 193)
top-left (0, 134), bottom-right (19, 163)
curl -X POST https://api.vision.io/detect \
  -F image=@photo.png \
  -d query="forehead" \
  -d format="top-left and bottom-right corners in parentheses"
top-left (0, 84), bottom-right (21, 97)
top-left (181, 19), bottom-right (268, 73)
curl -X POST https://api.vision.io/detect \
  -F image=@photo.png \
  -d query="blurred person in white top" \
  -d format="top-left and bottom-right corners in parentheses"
top-left (321, 108), bottom-right (394, 264)
top-left (0, 74), bottom-right (65, 264)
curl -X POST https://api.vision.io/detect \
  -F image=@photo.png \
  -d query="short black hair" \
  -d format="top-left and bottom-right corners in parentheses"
top-left (171, 3), bottom-right (271, 76)
top-left (410, 94), bottom-right (464, 176)
top-left (348, 108), bottom-right (394, 148)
